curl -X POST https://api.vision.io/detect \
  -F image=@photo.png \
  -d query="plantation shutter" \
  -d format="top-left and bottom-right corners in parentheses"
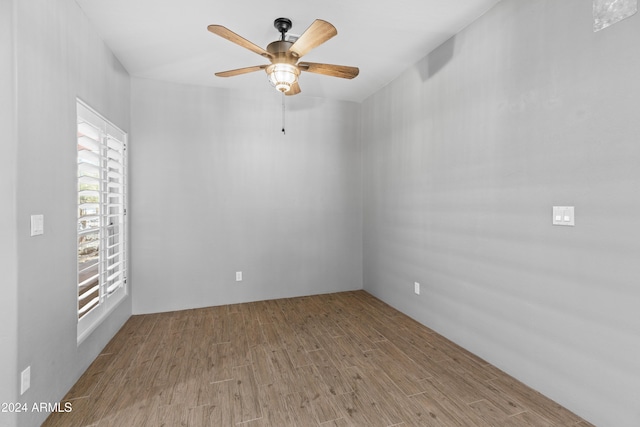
top-left (104, 125), bottom-right (126, 296)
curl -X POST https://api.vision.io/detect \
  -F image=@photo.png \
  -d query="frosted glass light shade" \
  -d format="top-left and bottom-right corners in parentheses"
top-left (267, 63), bottom-right (299, 93)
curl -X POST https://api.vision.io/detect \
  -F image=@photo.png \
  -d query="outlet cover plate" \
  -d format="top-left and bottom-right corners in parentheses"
top-left (21, 366), bottom-right (30, 395)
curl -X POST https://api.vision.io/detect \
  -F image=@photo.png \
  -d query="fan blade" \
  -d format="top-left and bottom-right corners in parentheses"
top-left (298, 62), bottom-right (359, 79)
top-left (286, 81), bottom-right (301, 96)
top-left (215, 65), bottom-right (267, 77)
top-left (208, 25), bottom-right (273, 59)
top-left (288, 20), bottom-right (337, 58)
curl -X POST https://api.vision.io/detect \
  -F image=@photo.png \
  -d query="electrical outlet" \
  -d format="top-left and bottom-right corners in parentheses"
top-left (236, 271), bottom-right (242, 282)
top-left (21, 366), bottom-right (30, 395)
top-left (414, 282), bottom-right (420, 295)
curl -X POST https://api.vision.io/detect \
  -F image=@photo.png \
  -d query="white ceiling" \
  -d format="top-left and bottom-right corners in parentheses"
top-left (75, 0), bottom-right (501, 102)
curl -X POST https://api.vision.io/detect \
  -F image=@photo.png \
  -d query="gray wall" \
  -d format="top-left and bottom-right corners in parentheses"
top-left (13, 0), bottom-right (132, 425)
top-left (6, 1), bottom-right (639, 426)
top-left (1, 0), bottom-right (19, 426)
top-left (130, 78), bottom-right (362, 314)
top-left (362, 1), bottom-right (640, 426)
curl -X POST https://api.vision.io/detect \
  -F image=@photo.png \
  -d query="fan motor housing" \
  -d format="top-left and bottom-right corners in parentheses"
top-left (266, 40), bottom-right (297, 64)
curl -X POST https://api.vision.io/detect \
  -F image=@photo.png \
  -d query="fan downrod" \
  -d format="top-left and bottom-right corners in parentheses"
top-left (274, 17), bottom-right (292, 40)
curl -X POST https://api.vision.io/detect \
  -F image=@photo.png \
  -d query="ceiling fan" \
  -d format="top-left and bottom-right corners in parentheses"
top-left (207, 18), bottom-right (359, 96)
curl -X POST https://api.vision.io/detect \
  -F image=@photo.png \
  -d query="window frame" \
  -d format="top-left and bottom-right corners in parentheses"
top-left (76, 99), bottom-right (128, 344)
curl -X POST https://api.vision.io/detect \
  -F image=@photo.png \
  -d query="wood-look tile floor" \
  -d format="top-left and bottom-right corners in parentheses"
top-left (43, 291), bottom-right (595, 426)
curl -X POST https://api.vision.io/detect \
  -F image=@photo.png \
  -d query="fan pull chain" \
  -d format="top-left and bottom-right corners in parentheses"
top-left (281, 92), bottom-right (286, 135)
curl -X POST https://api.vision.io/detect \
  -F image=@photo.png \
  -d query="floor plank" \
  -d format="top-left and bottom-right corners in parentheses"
top-left (232, 364), bottom-right (262, 423)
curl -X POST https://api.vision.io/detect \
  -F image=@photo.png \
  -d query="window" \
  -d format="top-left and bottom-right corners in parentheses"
top-left (77, 100), bottom-right (128, 342)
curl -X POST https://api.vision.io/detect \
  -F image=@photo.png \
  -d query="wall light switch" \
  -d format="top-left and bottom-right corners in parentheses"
top-left (30, 215), bottom-right (44, 236)
top-left (414, 282), bottom-right (420, 295)
top-left (552, 206), bottom-right (575, 226)
top-left (236, 271), bottom-right (242, 282)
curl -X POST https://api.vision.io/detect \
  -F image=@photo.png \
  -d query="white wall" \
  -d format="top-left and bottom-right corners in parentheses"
top-left (362, 1), bottom-right (640, 426)
top-left (130, 78), bottom-right (362, 314)
top-left (14, 0), bottom-right (131, 425)
top-left (0, 1), bottom-right (19, 426)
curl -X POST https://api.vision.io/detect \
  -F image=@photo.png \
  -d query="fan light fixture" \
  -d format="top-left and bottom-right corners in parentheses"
top-left (266, 63), bottom-right (299, 93)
